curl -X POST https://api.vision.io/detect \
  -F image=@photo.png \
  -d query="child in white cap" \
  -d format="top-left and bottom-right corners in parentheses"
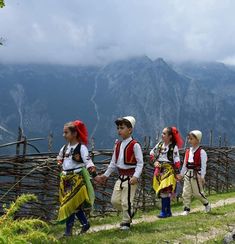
top-left (95, 116), bottom-right (143, 230)
top-left (180, 130), bottom-right (211, 215)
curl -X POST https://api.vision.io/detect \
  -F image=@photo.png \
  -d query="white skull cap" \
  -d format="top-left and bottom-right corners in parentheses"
top-left (190, 130), bottom-right (202, 142)
top-left (123, 116), bottom-right (136, 128)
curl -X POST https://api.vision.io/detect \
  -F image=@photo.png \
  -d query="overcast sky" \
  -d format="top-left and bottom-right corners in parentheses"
top-left (0, 0), bottom-right (235, 65)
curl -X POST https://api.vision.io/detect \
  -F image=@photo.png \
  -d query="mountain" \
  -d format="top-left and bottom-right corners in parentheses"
top-left (0, 64), bottom-right (98, 153)
top-left (0, 57), bottom-right (235, 153)
top-left (171, 61), bottom-right (235, 144)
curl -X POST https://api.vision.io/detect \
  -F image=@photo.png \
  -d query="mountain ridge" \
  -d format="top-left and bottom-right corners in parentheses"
top-left (0, 56), bottom-right (235, 152)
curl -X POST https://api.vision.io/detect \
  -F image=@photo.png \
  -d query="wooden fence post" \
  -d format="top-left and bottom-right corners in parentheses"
top-left (224, 133), bottom-right (228, 146)
top-left (48, 132), bottom-right (53, 152)
top-left (14, 127), bottom-right (23, 198)
top-left (216, 137), bottom-right (222, 193)
top-left (23, 136), bottom-right (27, 156)
top-left (16, 127), bottom-right (23, 155)
top-left (225, 149), bottom-right (229, 192)
top-left (209, 130), bottom-right (213, 146)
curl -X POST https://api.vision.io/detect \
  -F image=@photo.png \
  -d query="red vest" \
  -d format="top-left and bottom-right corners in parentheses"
top-left (185, 147), bottom-right (201, 170)
top-left (115, 139), bottom-right (138, 165)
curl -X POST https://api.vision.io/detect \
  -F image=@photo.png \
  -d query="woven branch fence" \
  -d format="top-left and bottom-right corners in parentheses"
top-left (0, 141), bottom-right (235, 221)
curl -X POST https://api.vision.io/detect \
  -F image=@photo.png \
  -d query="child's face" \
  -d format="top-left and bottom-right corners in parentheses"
top-left (117, 124), bottom-right (132, 139)
top-left (188, 134), bottom-right (199, 147)
top-left (63, 126), bottom-right (77, 142)
top-left (161, 128), bottom-right (172, 144)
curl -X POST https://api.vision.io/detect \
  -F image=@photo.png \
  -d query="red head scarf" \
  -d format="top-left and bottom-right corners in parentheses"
top-left (73, 120), bottom-right (88, 145)
top-left (171, 127), bottom-right (184, 149)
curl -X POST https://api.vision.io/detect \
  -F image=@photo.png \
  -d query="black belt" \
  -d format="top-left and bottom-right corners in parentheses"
top-left (185, 169), bottom-right (201, 179)
top-left (118, 175), bottom-right (130, 189)
top-left (187, 162), bottom-right (201, 170)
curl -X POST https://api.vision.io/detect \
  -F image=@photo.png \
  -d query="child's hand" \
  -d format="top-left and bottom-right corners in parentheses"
top-left (129, 176), bottom-right (138, 185)
top-left (154, 167), bottom-right (160, 176)
top-left (176, 174), bottom-right (183, 181)
top-left (94, 175), bottom-right (101, 184)
top-left (197, 175), bottom-right (205, 185)
top-left (150, 154), bottom-right (155, 162)
top-left (94, 175), bottom-right (107, 185)
top-left (200, 177), bottom-right (206, 185)
top-left (57, 161), bottom-right (62, 166)
top-left (56, 156), bottom-right (63, 166)
top-left (154, 161), bottom-right (161, 168)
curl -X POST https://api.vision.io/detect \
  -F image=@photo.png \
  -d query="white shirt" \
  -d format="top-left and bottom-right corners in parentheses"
top-left (150, 142), bottom-right (180, 164)
top-left (180, 146), bottom-right (207, 178)
top-left (104, 137), bottom-right (144, 178)
top-left (57, 143), bottom-right (94, 171)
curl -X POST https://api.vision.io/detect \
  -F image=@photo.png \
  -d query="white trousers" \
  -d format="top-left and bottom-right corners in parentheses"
top-left (111, 177), bottom-right (138, 223)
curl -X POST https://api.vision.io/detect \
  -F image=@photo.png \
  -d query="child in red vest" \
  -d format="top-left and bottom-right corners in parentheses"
top-left (180, 130), bottom-right (211, 215)
top-left (57, 120), bottom-right (97, 236)
top-left (95, 116), bottom-right (144, 230)
top-left (150, 126), bottom-right (183, 218)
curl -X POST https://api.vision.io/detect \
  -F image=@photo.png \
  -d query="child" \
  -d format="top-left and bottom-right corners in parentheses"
top-left (180, 130), bottom-right (211, 215)
top-left (95, 116), bottom-right (144, 230)
top-left (150, 127), bottom-right (183, 218)
top-left (57, 120), bottom-right (97, 236)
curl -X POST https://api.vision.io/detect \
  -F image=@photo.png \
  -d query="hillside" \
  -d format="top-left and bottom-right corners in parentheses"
top-left (1, 57), bottom-right (235, 152)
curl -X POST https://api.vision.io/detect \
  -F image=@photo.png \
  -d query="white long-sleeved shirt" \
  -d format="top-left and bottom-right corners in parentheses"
top-left (57, 143), bottom-right (94, 171)
top-left (104, 137), bottom-right (144, 178)
top-left (180, 146), bottom-right (207, 178)
top-left (150, 142), bottom-right (180, 164)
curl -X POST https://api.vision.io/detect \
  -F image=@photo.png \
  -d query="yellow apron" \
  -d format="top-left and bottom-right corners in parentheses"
top-left (153, 163), bottom-right (176, 194)
top-left (57, 168), bottom-right (94, 222)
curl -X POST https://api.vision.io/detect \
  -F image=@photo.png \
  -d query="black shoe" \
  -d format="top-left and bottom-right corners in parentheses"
top-left (80, 222), bottom-right (90, 234)
top-left (120, 222), bottom-right (130, 230)
top-left (63, 232), bottom-right (72, 237)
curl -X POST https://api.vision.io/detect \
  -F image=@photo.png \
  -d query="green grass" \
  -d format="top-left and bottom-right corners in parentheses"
top-left (59, 203), bottom-right (235, 244)
top-left (51, 191), bottom-right (235, 243)
top-left (86, 191), bottom-right (235, 227)
top-left (2, 192), bottom-right (234, 243)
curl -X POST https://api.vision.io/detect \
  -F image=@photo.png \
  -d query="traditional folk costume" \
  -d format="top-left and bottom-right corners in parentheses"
top-left (57, 120), bottom-right (96, 236)
top-left (180, 130), bottom-right (210, 215)
top-left (104, 116), bottom-right (144, 229)
top-left (150, 127), bottom-right (183, 218)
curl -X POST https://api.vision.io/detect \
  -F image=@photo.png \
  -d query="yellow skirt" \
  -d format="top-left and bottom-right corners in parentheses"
top-left (152, 163), bottom-right (176, 194)
top-left (57, 171), bottom-right (93, 223)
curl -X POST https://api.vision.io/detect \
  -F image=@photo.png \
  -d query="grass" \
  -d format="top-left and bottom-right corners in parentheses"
top-left (86, 191), bottom-right (235, 226)
top-left (1, 192), bottom-right (234, 243)
top-left (51, 191), bottom-right (235, 243)
top-left (59, 203), bottom-right (235, 243)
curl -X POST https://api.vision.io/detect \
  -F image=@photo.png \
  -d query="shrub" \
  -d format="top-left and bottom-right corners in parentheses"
top-left (0, 194), bottom-right (58, 243)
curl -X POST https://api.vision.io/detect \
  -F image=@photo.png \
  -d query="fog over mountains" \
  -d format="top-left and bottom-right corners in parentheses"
top-left (0, 56), bottom-right (235, 152)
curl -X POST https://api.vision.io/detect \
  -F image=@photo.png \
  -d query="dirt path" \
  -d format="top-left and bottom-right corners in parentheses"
top-left (84, 197), bottom-right (235, 234)
top-left (176, 223), bottom-right (235, 243)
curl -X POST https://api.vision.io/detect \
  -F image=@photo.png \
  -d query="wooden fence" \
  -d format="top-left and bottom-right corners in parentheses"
top-left (0, 135), bottom-right (235, 221)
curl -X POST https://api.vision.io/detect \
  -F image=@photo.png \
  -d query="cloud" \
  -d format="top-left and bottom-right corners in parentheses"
top-left (0, 0), bottom-right (235, 65)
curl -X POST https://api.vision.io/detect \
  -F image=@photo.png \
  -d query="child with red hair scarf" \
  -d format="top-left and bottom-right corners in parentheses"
top-left (57, 120), bottom-right (96, 236)
top-left (150, 126), bottom-right (183, 218)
